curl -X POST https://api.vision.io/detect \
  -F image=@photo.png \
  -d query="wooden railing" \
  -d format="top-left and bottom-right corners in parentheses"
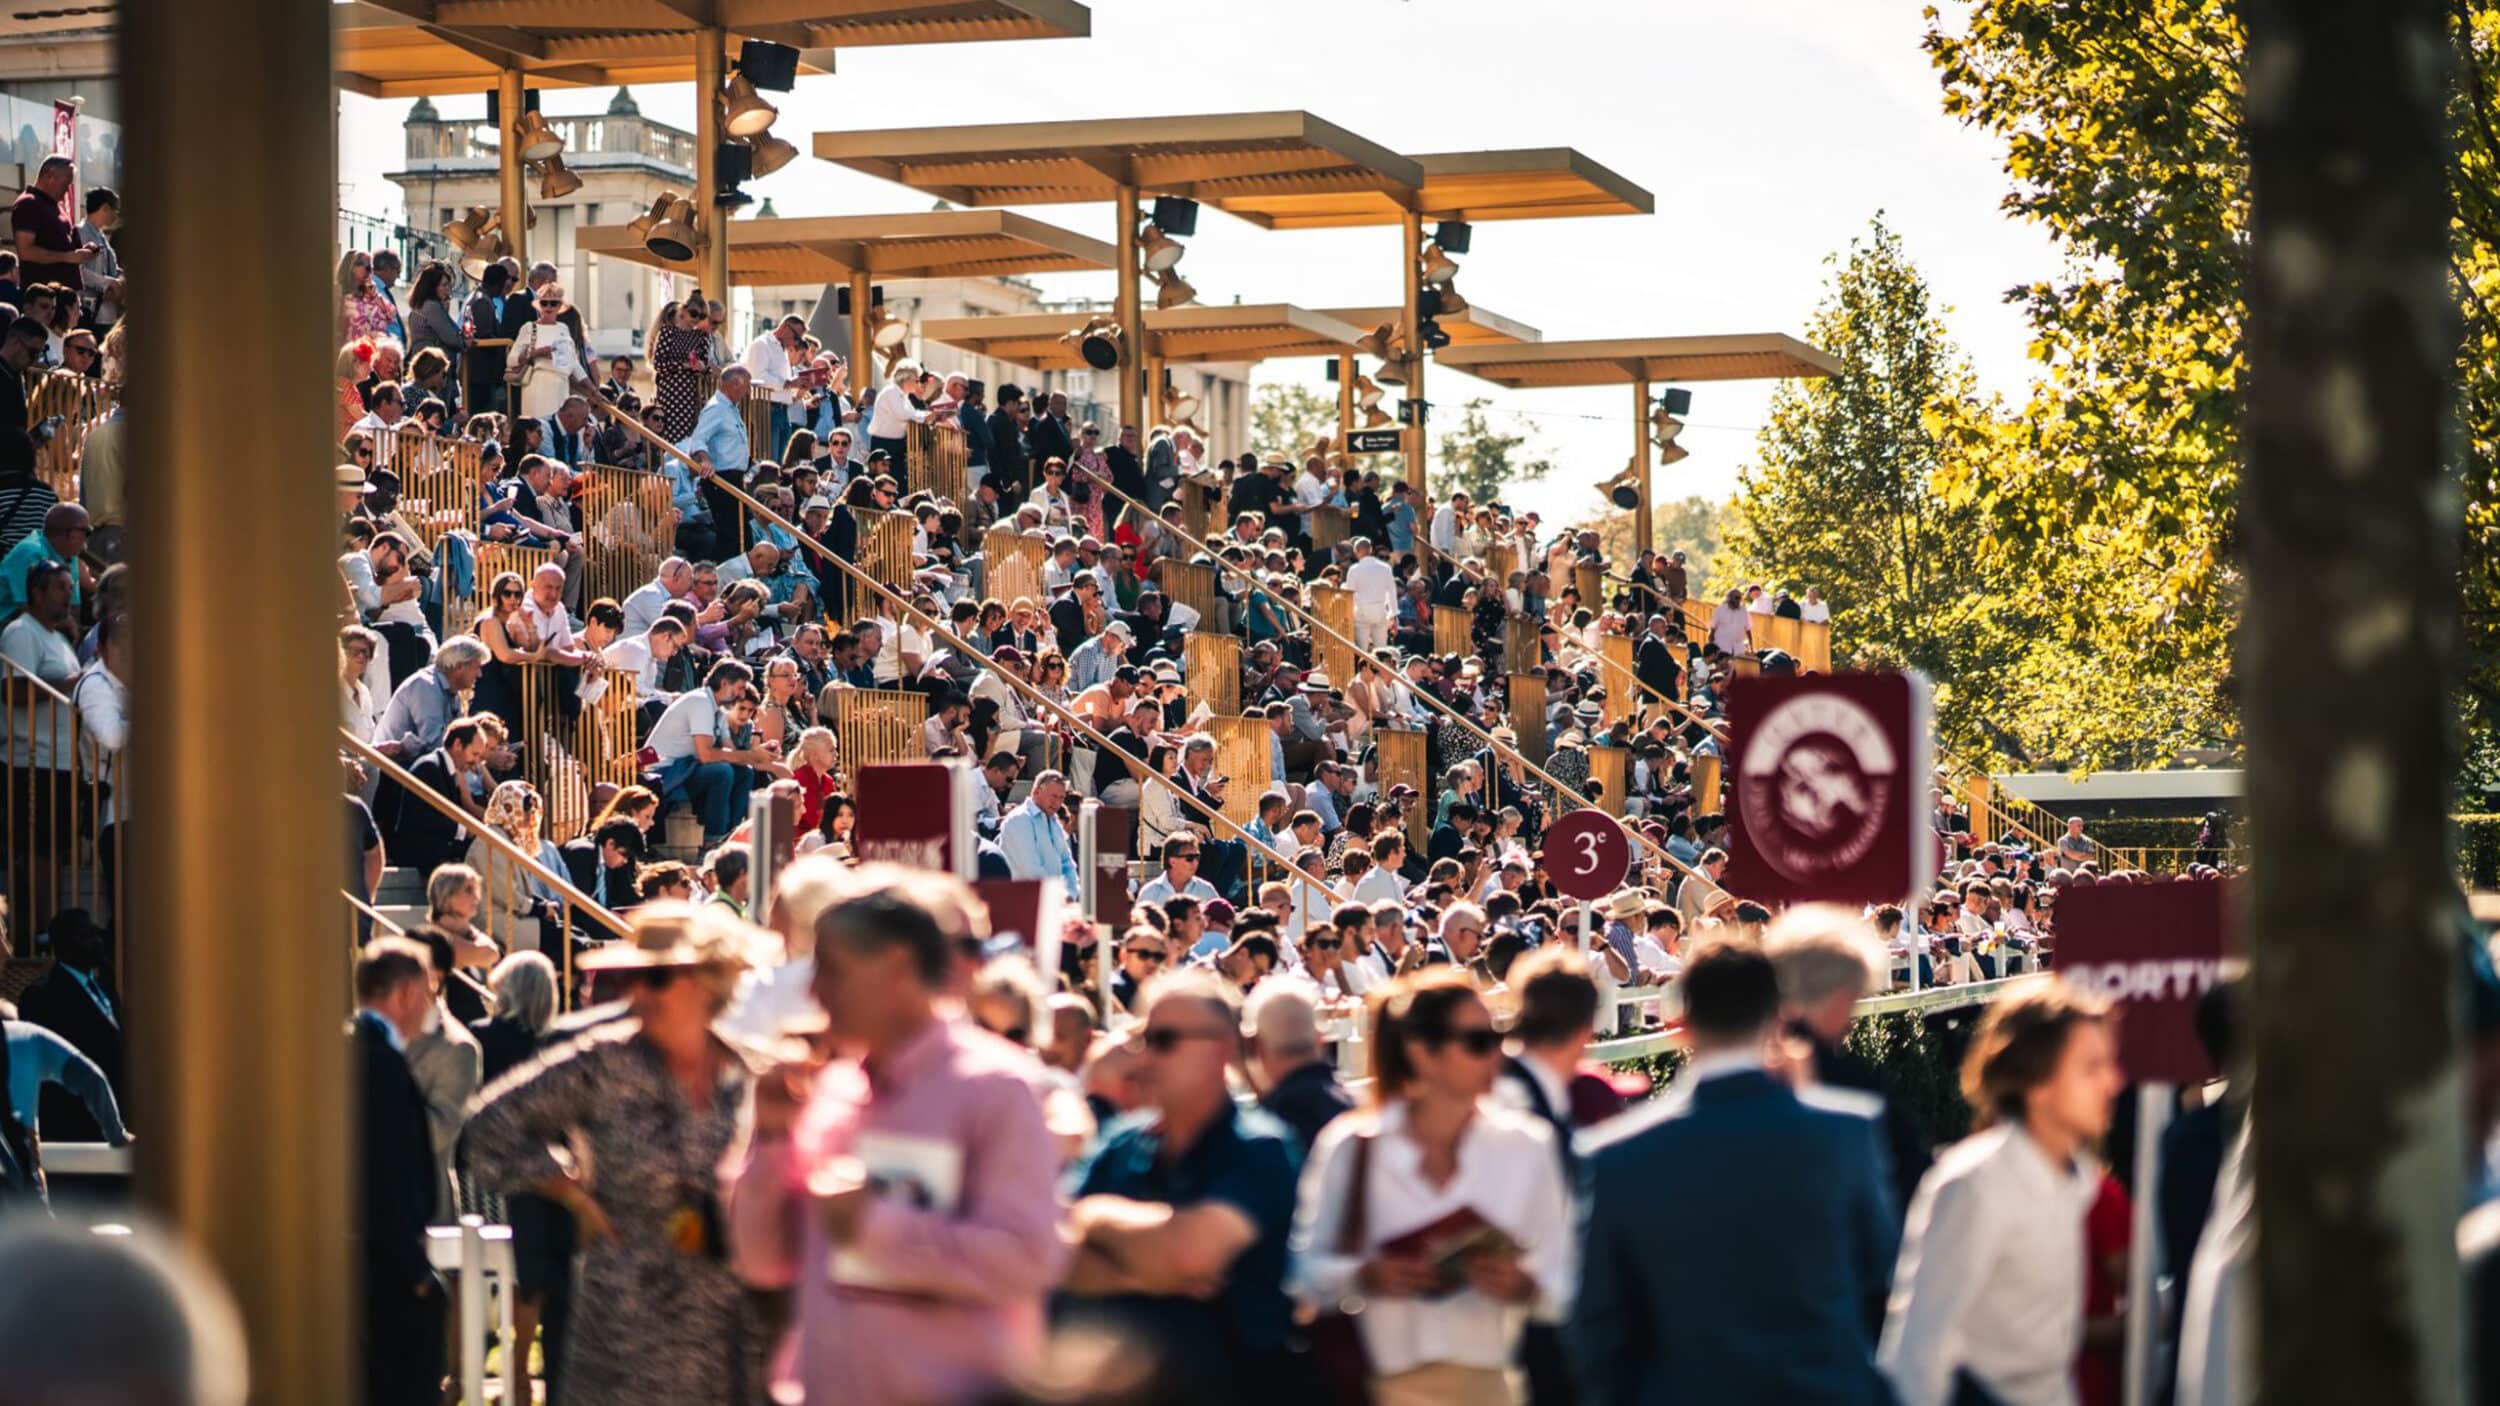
top-left (340, 730), bottom-right (630, 1003)
top-left (23, 368), bottom-right (116, 501)
top-left (908, 420), bottom-right (970, 507)
top-left (577, 463), bottom-right (678, 609)
top-left (508, 664), bottom-right (645, 843)
top-left (1, 648), bottom-right (125, 979)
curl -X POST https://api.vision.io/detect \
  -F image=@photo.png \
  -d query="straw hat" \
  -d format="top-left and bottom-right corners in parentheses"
top-left (579, 901), bottom-right (755, 974)
top-left (1605, 889), bottom-right (1648, 921)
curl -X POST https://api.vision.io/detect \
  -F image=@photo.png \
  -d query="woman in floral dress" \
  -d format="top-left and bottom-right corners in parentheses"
top-left (648, 299), bottom-right (716, 441)
top-left (465, 905), bottom-right (763, 1406)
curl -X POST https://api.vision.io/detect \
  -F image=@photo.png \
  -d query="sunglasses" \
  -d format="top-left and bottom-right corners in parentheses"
top-left (1423, 1026), bottom-right (1504, 1057)
top-left (1168, 851), bottom-right (1200, 862)
top-left (495, 587), bottom-right (523, 599)
top-left (1141, 1026), bottom-right (1230, 1054)
top-left (1126, 948), bottom-right (1168, 965)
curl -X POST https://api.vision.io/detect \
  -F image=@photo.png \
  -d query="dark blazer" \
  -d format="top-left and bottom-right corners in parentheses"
top-left (462, 291), bottom-right (526, 400)
top-left (14, 964), bottom-right (122, 1143)
top-left (986, 407), bottom-right (1028, 496)
top-left (382, 747), bottom-right (469, 879)
top-left (1806, 1026), bottom-right (1931, 1219)
top-left (1572, 1068), bottom-right (1898, 1406)
top-left (1025, 411), bottom-right (1073, 468)
top-left (355, 1014), bottom-right (437, 1294)
top-left (557, 837), bottom-right (636, 919)
top-left (1049, 596), bottom-right (1088, 655)
top-left (1635, 633), bottom-right (1682, 703)
top-left (1257, 1058), bottom-right (1354, 1155)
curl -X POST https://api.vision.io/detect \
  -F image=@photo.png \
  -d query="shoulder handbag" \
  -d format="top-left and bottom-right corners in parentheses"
top-left (1304, 1130), bottom-right (1376, 1406)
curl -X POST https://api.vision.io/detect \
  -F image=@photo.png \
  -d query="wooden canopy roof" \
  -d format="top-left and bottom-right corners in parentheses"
top-left (577, 208), bottom-right (1115, 281)
top-left (812, 112), bottom-right (1426, 225)
top-left (332, 0), bottom-right (1088, 97)
top-left (1321, 304), bottom-right (1542, 347)
top-left (1432, 334), bottom-right (1842, 388)
top-left (920, 303), bottom-right (1371, 369)
top-left (812, 114), bottom-right (1650, 230)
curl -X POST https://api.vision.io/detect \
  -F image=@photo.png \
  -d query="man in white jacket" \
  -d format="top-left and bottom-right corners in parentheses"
top-left (971, 643), bottom-right (1051, 779)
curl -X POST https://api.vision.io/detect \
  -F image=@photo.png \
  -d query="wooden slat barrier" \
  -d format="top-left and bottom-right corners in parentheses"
top-left (983, 527), bottom-right (1049, 613)
top-left (1310, 504), bottom-right (1350, 554)
top-left (578, 464), bottom-right (677, 610)
top-left (833, 688), bottom-right (927, 789)
top-left (1964, 774), bottom-right (1995, 846)
top-left (1177, 475), bottom-right (1216, 543)
top-left (1311, 585), bottom-right (1354, 687)
top-left (1753, 614), bottom-right (1804, 658)
top-left (908, 421), bottom-right (970, 506)
top-left (1161, 559), bottom-right (1220, 627)
top-left (1432, 604), bottom-right (1472, 659)
top-left (386, 432), bottom-right (487, 552)
top-left (23, 369), bottom-right (117, 501)
top-left (1692, 748), bottom-right (1723, 816)
top-left (697, 373), bottom-right (779, 462)
top-left (1505, 615), bottom-right (1539, 674)
top-left (1590, 744), bottom-right (1628, 818)
top-left (1187, 631), bottom-right (1242, 717)
top-left (468, 542), bottom-right (559, 629)
top-left (1376, 727), bottom-right (1429, 854)
top-left (1, 651), bottom-right (126, 975)
top-left (1798, 620), bottom-right (1833, 672)
top-left (860, 511), bottom-right (917, 605)
top-left (1206, 715), bottom-right (1272, 827)
top-left (1575, 563), bottom-right (1601, 611)
top-left (1507, 674), bottom-right (1547, 767)
top-left (1487, 541), bottom-right (1519, 588)
top-left (511, 664), bottom-right (642, 842)
top-left (1600, 634), bottom-right (1638, 728)
top-left (1730, 655), bottom-right (1762, 679)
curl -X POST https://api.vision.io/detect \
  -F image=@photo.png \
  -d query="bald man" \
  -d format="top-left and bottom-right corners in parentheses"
top-left (1245, 978), bottom-right (1352, 1153)
top-left (0, 500), bottom-right (88, 616)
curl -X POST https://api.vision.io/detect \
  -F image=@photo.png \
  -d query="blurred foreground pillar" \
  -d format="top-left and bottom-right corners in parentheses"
top-left (124, 0), bottom-right (351, 1399)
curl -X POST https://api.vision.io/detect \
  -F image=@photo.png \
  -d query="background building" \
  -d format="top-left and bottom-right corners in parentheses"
top-left (388, 89), bottom-right (1249, 447)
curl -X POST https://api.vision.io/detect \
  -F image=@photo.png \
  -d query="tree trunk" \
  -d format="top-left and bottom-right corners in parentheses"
top-left (2243, 1), bottom-right (2465, 1402)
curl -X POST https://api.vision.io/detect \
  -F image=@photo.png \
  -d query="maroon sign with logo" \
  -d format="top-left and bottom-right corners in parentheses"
top-left (1724, 671), bottom-right (1935, 905)
top-left (973, 877), bottom-right (1063, 982)
top-left (853, 762), bottom-right (972, 877)
top-left (2051, 879), bottom-right (2234, 1084)
top-left (1543, 809), bottom-right (1631, 901)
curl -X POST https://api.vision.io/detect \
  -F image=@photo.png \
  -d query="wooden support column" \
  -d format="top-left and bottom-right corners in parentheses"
top-left (497, 67), bottom-right (528, 266)
top-left (848, 267), bottom-right (872, 383)
top-left (1336, 352), bottom-right (1356, 448)
top-left (1400, 207), bottom-right (1427, 493)
top-left (1631, 375), bottom-right (1653, 554)
top-left (1115, 185), bottom-right (1146, 436)
top-left (128, 0), bottom-right (349, 1394)
top-left (693, 28), bottom-right (729, 305)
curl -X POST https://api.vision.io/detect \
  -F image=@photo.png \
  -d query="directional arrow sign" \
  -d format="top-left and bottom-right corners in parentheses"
top-left (1343, 428), bottom-right (1403, 454)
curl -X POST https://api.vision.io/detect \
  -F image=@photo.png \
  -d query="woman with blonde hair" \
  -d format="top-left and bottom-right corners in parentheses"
top-left (466, 904), bottom-right (761, 1405)
top-left (464, 780), bottom-right (565, 947)
top-left (1290, 969), bottom-right (1575, 1406)
top-left (337, 249), bottom-right (398, 342)
top-left (786, 726), bottom-right (837, 833)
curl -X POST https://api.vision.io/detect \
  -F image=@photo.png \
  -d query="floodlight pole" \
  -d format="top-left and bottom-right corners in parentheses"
top-left (497, 67), bottom-right (528, 266)
top-left (1631, 375), bottom-right (1653, 552)
top-left (694, 27), bottom-right (730, 306)
top-left (1116, 185), bottom-right (1147, 437)
top-left (1400, 207), bottom-right (1428, 494)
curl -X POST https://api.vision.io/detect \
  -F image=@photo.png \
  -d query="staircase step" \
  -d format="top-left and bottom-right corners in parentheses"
top-left (373, 905), bottom-right (432, 935)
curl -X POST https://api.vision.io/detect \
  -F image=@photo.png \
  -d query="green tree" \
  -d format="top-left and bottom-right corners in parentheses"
top-left (1249, 380), bottom-right (1337, 457)
top-left (1922, 0), bottom-right (2500, 782)
top-left (1434, 397), bottom-right (1553, 506)
top-left (1726, 217), bottom-right (2032, 760)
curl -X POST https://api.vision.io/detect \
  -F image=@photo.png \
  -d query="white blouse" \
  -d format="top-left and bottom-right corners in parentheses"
top-left (1291, 1099), bottom-right (1577, 1377)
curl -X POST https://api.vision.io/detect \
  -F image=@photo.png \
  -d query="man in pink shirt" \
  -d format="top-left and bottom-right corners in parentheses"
top-left (724, 867), bottom-right (1069, 1405)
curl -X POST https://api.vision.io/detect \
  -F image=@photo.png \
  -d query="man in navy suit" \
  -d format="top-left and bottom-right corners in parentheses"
top-left (353, 939), bottom-right (447, 1406)
top-left (1571, 937), bottom-right (1899, 1406)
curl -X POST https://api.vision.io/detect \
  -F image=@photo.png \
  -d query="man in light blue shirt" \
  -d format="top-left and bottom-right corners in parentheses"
top-left (671, 364), bottom-right (750, 556)
top-left (374, 636), bottom-right (489, 758)
top-left (1065, 620), bottom-right (1132, 695)
top-left (1134, 837), bottom-right (1220, 908)
top-left (3, 1017), bottom-right (127, 1144)
top-left (997, 770), bottom-right (1082, 900)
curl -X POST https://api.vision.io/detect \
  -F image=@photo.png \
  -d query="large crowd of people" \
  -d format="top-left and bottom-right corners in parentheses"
top-left (0, 170), bottom-right (2337, 1406)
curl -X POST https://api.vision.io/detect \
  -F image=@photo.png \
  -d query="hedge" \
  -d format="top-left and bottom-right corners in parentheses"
top-left (1605, 1006), bottom-right (1988, 1151)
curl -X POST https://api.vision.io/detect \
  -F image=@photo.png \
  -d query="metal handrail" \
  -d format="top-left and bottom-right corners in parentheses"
top-left (340, 729), bottom-right (628, 1005)
top-left (603, 409), bottom-right (1340, 895)
top-left (1586, 972), bottom-right (2045, 1064)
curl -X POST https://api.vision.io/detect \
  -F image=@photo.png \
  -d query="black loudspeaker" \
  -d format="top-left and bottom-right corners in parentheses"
top-left (1610, 480), bottom-right (1640, 509)
top-left (835, 285), bottom-right (886, 315)
top-left (737, 39), bottom-right (802, 91)
top-left (1151, 196), bottom-right (1200, 236)
top-left (716, 142), bottom-right (754, 188)
top-left (1417, 288), bottom-right (1447, 320)
top-left (1659, 386), bottom-right (1693, 415)
top-left (1433, 219), bottom-right (1473, 253)
top-left (1418, 319), bottom-right (1451, 351)
top-left (1324, 359), bottom-right (1340, 382)
top-left (484, 87), bottom-right (542, 124)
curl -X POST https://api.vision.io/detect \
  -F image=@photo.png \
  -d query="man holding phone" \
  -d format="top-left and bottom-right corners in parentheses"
top-left (11, 158), bottom-right (92, 301)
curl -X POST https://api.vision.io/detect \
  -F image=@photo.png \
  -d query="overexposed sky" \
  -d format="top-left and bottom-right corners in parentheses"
top-left (338, 0), bottom-right (2052, 524)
